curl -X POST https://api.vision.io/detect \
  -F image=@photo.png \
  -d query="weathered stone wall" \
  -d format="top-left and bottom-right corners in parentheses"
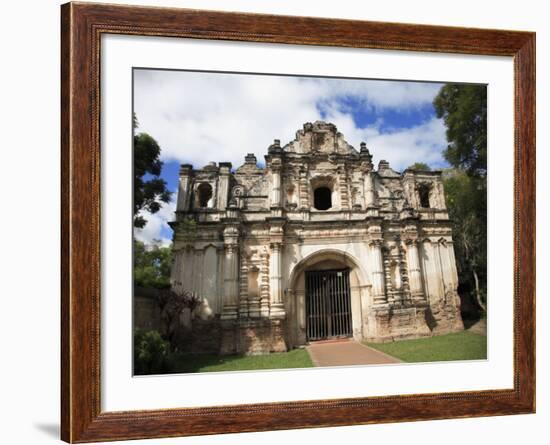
top-left (173, 318), bottom-right (222, 354)
top-left (134, 291), bottom-right (163, 332)
top-left (168, 121), bottom-right (464, 355)
top-left (219, 319), bottom-right (286, 355)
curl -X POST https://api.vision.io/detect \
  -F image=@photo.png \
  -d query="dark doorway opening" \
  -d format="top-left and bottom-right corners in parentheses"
top-left (305, 269), bottom-right (352, 341)
top-left (314, 187), bottom-right (332, 210)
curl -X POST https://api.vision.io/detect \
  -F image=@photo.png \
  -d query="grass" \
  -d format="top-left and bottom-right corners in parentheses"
top-left (165, 348), bottom-right (314, 374)
top-left (366, 331), bottom-right (487, 363)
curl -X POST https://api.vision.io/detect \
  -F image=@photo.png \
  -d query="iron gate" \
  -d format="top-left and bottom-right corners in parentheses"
top-left (305, 269), bottom-right (352, 341)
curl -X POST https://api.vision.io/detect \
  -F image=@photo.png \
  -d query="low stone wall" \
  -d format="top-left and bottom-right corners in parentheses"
top-left (168, 317), bottom-right (288, 355)
top-left (174, 318), bottom-right (222, 354)
top-left (220, 319), bottom-right (287, 355)
top-left (366, 305), bottom-right (433, 343)
top-left (134, 289), bottom-right (163, 332)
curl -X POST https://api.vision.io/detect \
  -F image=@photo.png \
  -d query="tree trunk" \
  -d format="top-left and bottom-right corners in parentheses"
top-left (472, 268), bottom-right (486, 312)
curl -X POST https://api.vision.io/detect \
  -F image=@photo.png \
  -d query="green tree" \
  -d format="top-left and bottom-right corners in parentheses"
top-left (443, 170), bottom-right (487, 311)
top-left (134, 240), bottom-right (173, 289)
top-left (133, 329), bottom-right (172, 375)
top-left (156, 286), bottom-right (202, 350)
top-left (407, 162), bottom-right (431, 171)
top-left (134, 114), bottom-right (172, 228)
top-left (434, 83), bottom-right (487, 315)
top-left (433, 84), bottom-right (487, 177)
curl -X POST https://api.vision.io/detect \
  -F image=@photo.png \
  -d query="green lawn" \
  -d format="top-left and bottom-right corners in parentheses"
top-left (366, 331), bottom-right (487, 363)
top-left (166, 348), bottom-right (314, 373)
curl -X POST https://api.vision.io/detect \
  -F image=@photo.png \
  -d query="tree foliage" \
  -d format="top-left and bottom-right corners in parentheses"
top-left (434, 83), bottom-right (487, 314)
top-left (133, 329), bottom-right (172, 375)
top-left (407, 162), bottom-right (431, 171)
top-left (443, 170), bottom-right (487, 310)
top-left (134, 240), bottom-right (173, 289)
top-left (156, 284), bottom-right (202, 349)
top-left (134, 114), bottom-right (172, 228)
top-left (433, 84), bottom-right (487, 177)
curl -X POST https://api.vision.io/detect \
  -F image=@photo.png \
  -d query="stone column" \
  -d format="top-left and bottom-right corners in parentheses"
top-left (438, 240), bottom-right (458, 307)
top-left (269, 242), bottom-right (285, 318)
top-left (405, 239), bottom-right (425, 303)
top-left (369, 240), bottom-right (387, 305)
top-left (239, 255), bottom-right (249, 318)
top-left (170, 249), bottom-right (178, 284)
top-left (221, 225), bottom-right (239, 320)
top-left (176, 164), bottom-right (193, 212)
top-left (260, 248), bottom-right (271, 317)
top-left (195, 248), bottom-right (204, 297)
top-left (447, 241), bottom-right (460, 288)
top-left (216, 162), bottom-right (232, 210)
top-left (435, 181), bottom-right (446, 209)
top-left (215, 246), bottom-right (224, 314)
top-left (364, 172), bottom-right (376, 207)
top-left (189, 248), bottom-right (197, 293)
top-left (445, 241), bottom-right (463, 319)
top-left (182, 246), bottom-right (192, 290)
top-left (338, 166), bottom-right (350, 209)
top-left (271, 165), bottom-right (282, 208)
top-left (433, 240), bottom-right (446, 300)
top-left (299, 168), bottom-right (309, 210)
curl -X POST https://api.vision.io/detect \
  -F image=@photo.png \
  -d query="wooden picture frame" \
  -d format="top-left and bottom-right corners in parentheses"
top-left (61, 2), bottom-right (535, 442)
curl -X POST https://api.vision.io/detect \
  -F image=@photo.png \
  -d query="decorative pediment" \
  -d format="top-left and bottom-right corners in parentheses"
top-left (283, 121), bottom-right (357, 155)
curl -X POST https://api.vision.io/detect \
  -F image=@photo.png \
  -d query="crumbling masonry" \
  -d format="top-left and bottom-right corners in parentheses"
top-left (170, 121), bottom-right (464, 354)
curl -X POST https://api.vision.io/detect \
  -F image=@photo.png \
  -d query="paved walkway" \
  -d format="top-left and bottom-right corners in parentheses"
top-left (306, 339), bottom-right (401, 367)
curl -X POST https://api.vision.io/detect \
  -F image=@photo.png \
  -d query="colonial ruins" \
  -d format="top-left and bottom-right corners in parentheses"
top-left (170, 121), bottom-right (464, 354)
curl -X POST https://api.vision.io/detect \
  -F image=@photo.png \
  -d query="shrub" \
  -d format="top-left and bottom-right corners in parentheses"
top-left (133, 329), bottom-right (172, 375)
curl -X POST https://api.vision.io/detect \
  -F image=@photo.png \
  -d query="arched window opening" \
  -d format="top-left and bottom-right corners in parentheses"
top-left (197, 183), bottom-right (213, 208)
top-left (418, 183), bottom-right (431, 208)
top-left (314, 187), bottom-right (332, 210)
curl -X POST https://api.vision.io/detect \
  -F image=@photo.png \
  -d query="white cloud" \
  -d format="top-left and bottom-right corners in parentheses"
top-left (133, 198), bottom-right (176, 247)
top-left (367, 118), bottom-right (447, 169)
top-left (133, 69), bottom-right (445, 171)
top-left (322, 105), bottom-right (447, 170)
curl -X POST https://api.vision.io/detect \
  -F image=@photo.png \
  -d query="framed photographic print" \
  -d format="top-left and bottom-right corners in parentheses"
top-left (61, 2), bottom-right (535, 443)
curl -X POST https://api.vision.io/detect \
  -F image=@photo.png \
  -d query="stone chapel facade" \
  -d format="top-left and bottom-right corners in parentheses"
top-left (170, 121), bottom-right (464, 355)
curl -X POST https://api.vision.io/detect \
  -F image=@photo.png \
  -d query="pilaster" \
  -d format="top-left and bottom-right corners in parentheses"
top-left (402, 221), bottom-right (427, 305)
top-left (239, 255), bottom-right (249, 318)
top-left (221, 225), bottom-right (239, 320)
top-left (216, 162), bottom-right (232, 210)
top-left (405, 238), bottom-right (426, 304)
top-left (176, 164), bottom-right (193, 212)
top-left (369, 239), bottom-right (387, 306)
top-left (259, 248), bottom-right (271, 317)
top-left (299, 167), bottom-right (309, 210)
top-left (269, 242), bottom-right (285, 318)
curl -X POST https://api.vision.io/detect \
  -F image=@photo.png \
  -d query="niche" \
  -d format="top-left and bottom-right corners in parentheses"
top-left (417, 183), bottom-right (431, 208)
top-left (197, 182), bottom-right (213, 208)
top-left (248, 267), bottom-right (260, 298)
top-left (314, 186), bottom-right (332, 210)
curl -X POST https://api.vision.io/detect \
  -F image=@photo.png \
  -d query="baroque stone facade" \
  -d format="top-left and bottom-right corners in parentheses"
top-left (170, 121), bottom-right (463, 354)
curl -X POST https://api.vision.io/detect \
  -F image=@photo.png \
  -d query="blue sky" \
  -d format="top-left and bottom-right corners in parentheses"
top-left (133, 69), bottom-right (449, 246)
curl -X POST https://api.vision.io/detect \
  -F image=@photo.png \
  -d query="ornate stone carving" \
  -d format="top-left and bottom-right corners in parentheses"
top-left (171, 121), bottom-right (463, 353)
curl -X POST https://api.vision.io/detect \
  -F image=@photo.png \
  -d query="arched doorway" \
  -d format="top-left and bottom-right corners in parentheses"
top-left (287, 250), bottom-right (369, 347)
top-left (305, 268), bottom-right (352, 340)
